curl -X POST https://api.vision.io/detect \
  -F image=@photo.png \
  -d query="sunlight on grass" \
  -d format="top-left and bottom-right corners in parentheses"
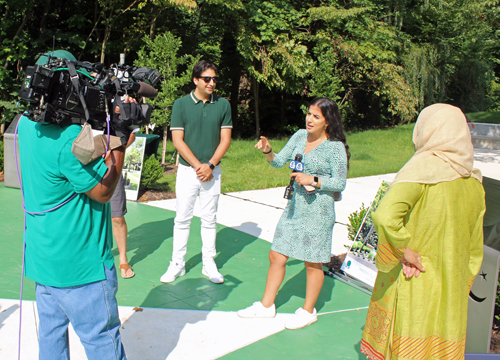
top-left (151, 124), bottom-right (417, 193)
top-left (222, 124), bottom-right (415, 192)
top-left (466, 111), bottom-right (500, 124)
top-left (347, 124), bottom-right (414, 179)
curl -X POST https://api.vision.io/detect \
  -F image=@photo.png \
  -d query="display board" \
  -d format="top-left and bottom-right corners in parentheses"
top-left (466, 176), bottom-right (500, 353)
top-left (123, 137), bottom-right (146, 201)
top-left (340, 181), bottom-right (390, 289)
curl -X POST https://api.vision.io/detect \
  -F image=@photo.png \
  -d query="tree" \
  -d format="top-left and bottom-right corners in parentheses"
top-left (135, 32), bottom-right (199, 164)
top-left (392, 0), bottom-right (500, 112)
top-left (124, 145), bottom-right (141, 169)
top-left (306, 2), bottom-right (418, 129)
top-left (234, 0), bottom-right (313, 137)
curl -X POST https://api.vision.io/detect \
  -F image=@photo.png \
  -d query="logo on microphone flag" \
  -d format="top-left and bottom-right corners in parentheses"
top-left (289, 160), bottom-right (304, 172)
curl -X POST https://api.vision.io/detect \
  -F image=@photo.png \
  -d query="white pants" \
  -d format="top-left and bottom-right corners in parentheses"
top-left (172, 163), bottom-right (221, 266)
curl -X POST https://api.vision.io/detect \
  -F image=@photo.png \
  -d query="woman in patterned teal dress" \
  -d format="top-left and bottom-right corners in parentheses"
top-left (238, 97), bottom-right (349, 329)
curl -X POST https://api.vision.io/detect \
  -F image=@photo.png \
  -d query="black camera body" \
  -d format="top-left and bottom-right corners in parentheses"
top-left (19, 59), bottom-right (161, 131)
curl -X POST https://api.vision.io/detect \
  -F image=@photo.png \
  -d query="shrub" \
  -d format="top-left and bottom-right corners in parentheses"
top-left (140, 155), bottom-right (163, 188)
top-left (0, 140), bottom-right (3, 172)
top-left (347, 203), bottom-right (369, 241)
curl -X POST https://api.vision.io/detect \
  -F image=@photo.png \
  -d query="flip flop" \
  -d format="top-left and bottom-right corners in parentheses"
top-left (119, 264), bottom-right (135, 279)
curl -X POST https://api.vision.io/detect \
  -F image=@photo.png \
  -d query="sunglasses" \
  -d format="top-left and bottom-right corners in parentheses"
top-left (199, 76), bottom-right (219, 83)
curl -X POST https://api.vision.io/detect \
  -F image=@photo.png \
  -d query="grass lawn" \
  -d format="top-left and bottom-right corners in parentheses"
top-left (466, 111), bottom-right (500, 124)
top-left (152, 123), bottom-right (416, 193)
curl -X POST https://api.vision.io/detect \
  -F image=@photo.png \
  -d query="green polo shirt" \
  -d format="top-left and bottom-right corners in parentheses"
top-left (18, 116), bottom-right (115, 287)
top-left (170, 91), bottom-right (232, 166)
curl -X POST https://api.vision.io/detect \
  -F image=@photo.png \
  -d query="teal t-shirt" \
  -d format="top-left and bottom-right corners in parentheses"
top-left (170, 92), bottom-right (232, 166)
top-left (18, 116), bottom-right (115, 287)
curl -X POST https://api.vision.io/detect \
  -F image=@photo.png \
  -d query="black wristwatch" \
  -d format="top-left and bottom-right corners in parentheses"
top-left (311, 176), bottom-right (319, 187)
top-left (207, 162), bottom-right (215, 170)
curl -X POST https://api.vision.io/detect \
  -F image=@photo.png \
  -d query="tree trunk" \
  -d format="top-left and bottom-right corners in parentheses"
top-left (190, 3), bottom-right (204, 53)
top-left (144, 96), bottom-right (149, 134)
top-left (230, 71), bottom-right (240, 134)
top-left (3, 0), bottom-right (34, 70)
top-left (280, 92), bottom-right (285, 129)
top-left (39, 0), bottom-right (51, 31)
top-left (252, 76), bottom-right (260, 139)
top-left (101, 24), bottom-right (111, 63)
top-left (162, 123), bottom-right (168, 165)
top-left (0, 6), bottom-right (11, 44)
top-left (80, 1), bottom-right (104, 61)
top-left (149, 4), bottom-right (157, 39)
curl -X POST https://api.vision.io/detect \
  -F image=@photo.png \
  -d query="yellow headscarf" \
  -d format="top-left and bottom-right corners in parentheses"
top-left (392, 103), bottom-right (482, 186)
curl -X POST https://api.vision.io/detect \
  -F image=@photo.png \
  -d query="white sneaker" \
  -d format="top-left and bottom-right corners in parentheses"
top-left (160, 262), bottom-right (185, 283)
top-left (285, 308), bottom-right (317, 329)
top-left (237, 301), bottom-right (276, 318)
top-left (202, 262), bottom-right (224, 284)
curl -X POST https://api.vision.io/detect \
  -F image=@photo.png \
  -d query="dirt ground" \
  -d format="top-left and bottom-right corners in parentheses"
top-left (136, 164), bottom-right (177, 202)
top-left (491, 331), bottom-right (500, 352)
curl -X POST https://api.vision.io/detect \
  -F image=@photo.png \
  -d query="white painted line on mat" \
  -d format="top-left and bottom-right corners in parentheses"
top-left (317, 306), bottom-right (369, 316)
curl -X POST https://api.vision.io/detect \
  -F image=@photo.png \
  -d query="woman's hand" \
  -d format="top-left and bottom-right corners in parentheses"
top-left (255, 136), bottom-right (272, 153)
top-left (401, 247), bottom-right (426, 279)
top-left (291, 172), bottom-right (314, 186)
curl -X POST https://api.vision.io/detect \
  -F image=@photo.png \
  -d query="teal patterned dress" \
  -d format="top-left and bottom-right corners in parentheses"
top-left (270, 129), bottom-right (348, 263)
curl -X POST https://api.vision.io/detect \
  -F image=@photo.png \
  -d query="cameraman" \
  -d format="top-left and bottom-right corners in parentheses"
top-left (17, 51), bottom-right (129, 359)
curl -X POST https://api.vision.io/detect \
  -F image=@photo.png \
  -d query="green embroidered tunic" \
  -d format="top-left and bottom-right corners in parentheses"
top-left (361, 179), bottom-right (485, 359)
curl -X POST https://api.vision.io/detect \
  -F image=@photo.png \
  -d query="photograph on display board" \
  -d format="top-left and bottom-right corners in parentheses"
top-left (123, 137), bottom-right (146, 201)
top-left (340, 180), bottom-right (390, 289)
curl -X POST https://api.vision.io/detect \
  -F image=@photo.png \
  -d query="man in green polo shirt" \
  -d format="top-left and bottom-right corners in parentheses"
top-left (160, 60), bottom-right (232, 284)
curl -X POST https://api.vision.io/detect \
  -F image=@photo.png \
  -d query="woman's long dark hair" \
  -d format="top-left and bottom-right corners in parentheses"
top-left (309, 97), bottom-right (351, 169)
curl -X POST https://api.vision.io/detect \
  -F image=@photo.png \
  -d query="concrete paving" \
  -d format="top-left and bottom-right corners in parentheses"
top-left (470, 123), bottom-right (500, 151)
top-left (1, 147), bottom-right (500, 360)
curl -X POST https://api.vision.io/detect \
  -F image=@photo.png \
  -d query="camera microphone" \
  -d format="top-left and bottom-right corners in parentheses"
top-left (126, 81), bottom-right (158, 98)
top-left (284, 154), bottom-right (303, 199)
top-left (136, 82), bottom-right (158, 98)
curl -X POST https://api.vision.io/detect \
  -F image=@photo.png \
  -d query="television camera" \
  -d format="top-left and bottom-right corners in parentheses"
top-left (18, 58), bottom-right (161, 131)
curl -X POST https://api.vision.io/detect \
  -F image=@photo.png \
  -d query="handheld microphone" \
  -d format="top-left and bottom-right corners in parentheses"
top-left (284, 154), bottom-right (303, 199)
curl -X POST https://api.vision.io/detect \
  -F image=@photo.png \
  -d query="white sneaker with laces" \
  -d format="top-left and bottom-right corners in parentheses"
top-left (237, 301), bottom-right (276, 318)
top-left (160, 262), bottom-right (185, 283)
top-left (284, 307), bottom-right (317, 329)
top-left (202, 261), bottom-right (224, 284)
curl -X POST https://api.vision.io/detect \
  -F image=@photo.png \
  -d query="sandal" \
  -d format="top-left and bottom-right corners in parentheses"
top-left (119, 264), bottom-right (135, 279)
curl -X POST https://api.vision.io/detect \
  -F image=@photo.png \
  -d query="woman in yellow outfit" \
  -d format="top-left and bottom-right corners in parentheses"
top-left (361, 103), bottom-right (485, 359)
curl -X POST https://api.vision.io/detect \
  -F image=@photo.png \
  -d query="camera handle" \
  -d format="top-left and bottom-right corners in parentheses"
top-left (66, 60), bottom-right (90, 122)
top-left (112, 78), bottom-right (130, 122)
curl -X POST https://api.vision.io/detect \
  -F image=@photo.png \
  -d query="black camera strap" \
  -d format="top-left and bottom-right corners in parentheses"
top-left (112, 78), bottom-right (131, 121)
top-left (66, 60), bottom-right (90, 122)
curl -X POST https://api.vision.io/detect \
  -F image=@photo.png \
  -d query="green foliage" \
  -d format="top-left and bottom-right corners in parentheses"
top-left (236, 0), bottom-right (314, 93)
top-left (124, 146), bottom-right (142, 170)
top-left (135, 33), bottom-right (199, 129)
top-left (0, 141), bottom-right (3, 172)
top-left (347, 203), bottom-right (369, 241)
top-left (496, 272), bottom-right (500, 325)
top-left (487, 80), bottom-right (500, 112)
top-left (0, 0), bottom-right (498, 137)
top-left (140, 155), bottom-right (164, 188)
